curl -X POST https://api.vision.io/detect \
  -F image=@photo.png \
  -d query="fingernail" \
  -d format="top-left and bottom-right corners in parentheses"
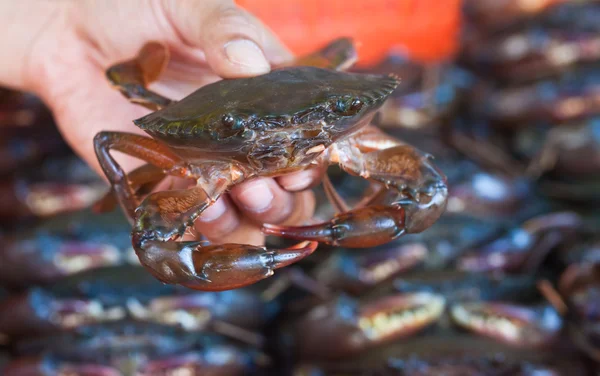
top-left (199, 198), bottom-right (227, 222)
top-left (237, 180), bottom-right (274, 213)
top-left (224, 39), bottom-right (270, 73)
top-left (279, 170), bottom-right (315, 192)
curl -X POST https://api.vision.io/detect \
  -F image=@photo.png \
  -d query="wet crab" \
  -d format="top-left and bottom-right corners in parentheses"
top-left (94, 38), bottom-right (448, 291)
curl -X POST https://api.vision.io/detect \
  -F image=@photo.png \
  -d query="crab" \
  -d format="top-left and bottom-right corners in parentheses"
top-left (94, 38), bottom-right (448, 291)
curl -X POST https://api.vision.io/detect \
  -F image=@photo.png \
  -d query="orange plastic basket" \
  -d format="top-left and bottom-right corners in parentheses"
top-left (237, 0), bottom-right (462, 65)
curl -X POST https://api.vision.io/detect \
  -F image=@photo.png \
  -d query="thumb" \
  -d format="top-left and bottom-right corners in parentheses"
top-left (161, 0), bottom-right (292, 78)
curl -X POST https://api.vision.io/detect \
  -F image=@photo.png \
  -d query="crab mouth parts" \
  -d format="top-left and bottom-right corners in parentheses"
top-left (358, 244), bottom-right (428, 285)
top-left (358, 292), bottom-right (446, 341)
top-left (450, 302), bottom-right (561, 346)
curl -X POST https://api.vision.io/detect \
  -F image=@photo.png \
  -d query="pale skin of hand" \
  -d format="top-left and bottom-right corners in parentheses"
top-left (1, 0), bottom-right (321, 245)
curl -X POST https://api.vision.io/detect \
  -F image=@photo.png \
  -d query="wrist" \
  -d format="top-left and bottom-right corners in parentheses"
top-left (0, 1), bottom-right (67, 91)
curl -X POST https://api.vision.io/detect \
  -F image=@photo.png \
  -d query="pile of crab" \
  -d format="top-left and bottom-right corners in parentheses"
top-left (0, 1), bottom-right (600, 374)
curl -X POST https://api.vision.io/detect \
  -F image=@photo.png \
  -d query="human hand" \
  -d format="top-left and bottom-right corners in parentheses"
top-left (5, 0), bottom-right (320, 245)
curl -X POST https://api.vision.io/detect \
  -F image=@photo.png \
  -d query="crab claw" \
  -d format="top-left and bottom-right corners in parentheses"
top-left (294, 291), bottom-right (446, 359)
top-left (263, 206), bottom-right (407, 248)
top-left (135, 239), bottom-right (318, 291)
top-left (262, 154), bottom-right (448, 248)
top-left (450, 302), bottom-right (562, 348)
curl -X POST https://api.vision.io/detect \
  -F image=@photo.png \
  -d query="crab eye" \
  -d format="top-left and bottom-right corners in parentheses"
top-left (334, 97), bottom-right (363, 116)
top-left (349, 98), bottom-right (363, 113)
top-left (222, 114), bottom-right (235, 127)
top-left (221, 114), bottom-right (243, 130)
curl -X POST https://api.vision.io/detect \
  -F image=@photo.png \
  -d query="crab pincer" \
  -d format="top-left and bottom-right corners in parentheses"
top-left (263, 129), bottom-right (448, 248)
top-left (134, 237), bottom-right (318, 292)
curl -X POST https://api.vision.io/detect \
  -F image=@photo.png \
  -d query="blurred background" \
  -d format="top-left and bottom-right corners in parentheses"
top-left (1, 0), bottom-right (599, 374)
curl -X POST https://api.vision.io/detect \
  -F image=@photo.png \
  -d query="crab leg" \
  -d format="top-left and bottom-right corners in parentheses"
top-left (93, 163), bottom-right (166, 213)
top-left (524, 124), bottom-right (591, 178)
top-left (94, 131), bottom-right (189, 221)
top-left (106, 42), bottom-right (174, 110)
top-left (261, 266), bottom-right (333, 302)
top-left (322, 174), bottom-right (350, 214)
top-left (263, 127), bottom-right (448, 247)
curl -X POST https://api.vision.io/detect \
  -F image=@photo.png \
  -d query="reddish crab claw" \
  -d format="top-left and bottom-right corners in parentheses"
top-left (93, 38), bottom-right (446, 290)
top-left (263, 139), bottom-right (448, 248)
top-left (133, 237), bottom-right (318, 291)
top-left (450, 302), bottom-right (562, 348)
top-left (293, 291), bottom-right (446, 359)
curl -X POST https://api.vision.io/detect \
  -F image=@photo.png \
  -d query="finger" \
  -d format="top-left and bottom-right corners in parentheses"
top-left (210, 217), bottom-right (265, 246)
top-left (194, 195), bottom-right (242, 242)
top-left (276, 167), bottom-right (327, 192)
top-left (161, 0), bottom-right (293, 78)
top-left (279, 190), bottom-right (317, 226)
top-left (229, 178), bottom-right (316, 225)
top-left (194, 198), bottom-right (265, 246)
